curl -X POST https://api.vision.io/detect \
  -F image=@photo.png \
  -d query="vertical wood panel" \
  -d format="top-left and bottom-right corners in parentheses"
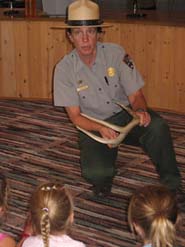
top-left (14, 22), bottom-right (29, 98)
top-left (27, 21), bottom-right (48, 98)
top-left (157, 26), bottom-right (174, 108)
top-left (49, 22), bottom-right (72, 97)
top-left (144, 25), bottom-right (162, 106)
top-left (102, 23), bottom-right (121, 45)
top-left (173, 27), bottom-right (185, 112)
top-left (0, 22), bottom-right (17, 96)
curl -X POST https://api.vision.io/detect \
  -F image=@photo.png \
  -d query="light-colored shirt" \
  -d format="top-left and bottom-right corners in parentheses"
top-left (22, 234), bottom-right (86, 247)
top-left (143, 244), bottom-right (152, 247)
top-left (54, 42), bottom-right (144, 120)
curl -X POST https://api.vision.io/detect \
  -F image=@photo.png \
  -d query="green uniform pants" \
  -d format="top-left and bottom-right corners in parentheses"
top-left (79, 109), bottom-right (181, 190)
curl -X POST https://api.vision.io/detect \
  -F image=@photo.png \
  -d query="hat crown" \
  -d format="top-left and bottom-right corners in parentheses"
top-left (68, 0), bottom-right (99, 21)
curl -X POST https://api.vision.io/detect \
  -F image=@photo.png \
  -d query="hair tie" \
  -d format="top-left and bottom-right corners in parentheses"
top-left (41, 184), bottom-right (58, 191)
top-left (42, 207), bottom-right (49, 212)
top-left (155, 209), bottom-right (166, 218)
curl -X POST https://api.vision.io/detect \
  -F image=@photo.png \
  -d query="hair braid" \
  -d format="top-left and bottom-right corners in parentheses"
top-left (30, 182), bottom-right (74, 247)
top-left (40, 209), bottom-right (50, 247)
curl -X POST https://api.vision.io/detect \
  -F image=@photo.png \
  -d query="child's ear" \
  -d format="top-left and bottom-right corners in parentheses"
top-left (133, 222), bottom-right (145, 239)
top-left (0, 206), bottom-right (5, 216)
top-left (69, 212), bottom-right (74, 224)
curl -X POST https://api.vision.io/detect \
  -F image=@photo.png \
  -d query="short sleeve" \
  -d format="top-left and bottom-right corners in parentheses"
top-left (119, 52), bottom-right (144, 96)
top-left (22, 236), bottom-right (42, 247)
top-left (53, 59), bottom-right (79, 107)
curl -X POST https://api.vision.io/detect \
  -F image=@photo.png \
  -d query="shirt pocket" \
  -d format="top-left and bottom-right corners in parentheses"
top-left (106, 73), bottom-right (123, 99)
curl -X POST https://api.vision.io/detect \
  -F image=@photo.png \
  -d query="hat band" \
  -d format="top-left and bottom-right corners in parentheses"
top-left (67, 19), bottom-right (103, 26)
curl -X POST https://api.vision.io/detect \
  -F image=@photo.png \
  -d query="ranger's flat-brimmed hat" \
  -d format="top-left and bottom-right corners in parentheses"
top-left (52, 0), bottom-right (111, 29)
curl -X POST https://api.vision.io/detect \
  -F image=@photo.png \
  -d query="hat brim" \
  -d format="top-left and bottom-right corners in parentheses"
top-left (51, 23), bottom-right (112, 29)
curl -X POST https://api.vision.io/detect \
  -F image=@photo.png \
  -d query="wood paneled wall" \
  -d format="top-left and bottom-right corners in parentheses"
top-left (0, 21), bottom-right (72, 99)
top-left (0, 20), bottom-right (185, 113)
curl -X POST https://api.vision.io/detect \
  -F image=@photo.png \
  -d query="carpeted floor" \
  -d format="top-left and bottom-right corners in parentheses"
top-left (0, 99), bottom-right (184, 247)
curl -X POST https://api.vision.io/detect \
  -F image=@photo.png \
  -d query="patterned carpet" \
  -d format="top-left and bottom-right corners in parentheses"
top-left (0, 99), bottom-right (184, 247)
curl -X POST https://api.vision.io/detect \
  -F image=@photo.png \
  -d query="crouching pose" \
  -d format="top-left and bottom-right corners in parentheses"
top-left (54, 0), bottom-right (181, 196)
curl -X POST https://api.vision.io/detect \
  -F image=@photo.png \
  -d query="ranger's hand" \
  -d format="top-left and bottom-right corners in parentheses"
top-left (99, 126), bottom-right (119, 148)
top-left (136, 110), bottom-right (151, 127)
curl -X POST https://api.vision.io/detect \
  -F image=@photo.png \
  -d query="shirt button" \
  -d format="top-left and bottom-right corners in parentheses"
top-left (98, 88), bottom-right (102, 91)
top-left (115, 84), bottom-right (118, 87)
top-left (106, 101), bottom-right (110, 104)
top-left (82, 96), bottom-right (86, 99)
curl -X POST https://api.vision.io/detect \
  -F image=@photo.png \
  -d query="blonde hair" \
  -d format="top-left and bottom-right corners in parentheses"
top-left (128, 185), bottom-right (178, 247)
top-left (30, 182), bottom-right (74, 247)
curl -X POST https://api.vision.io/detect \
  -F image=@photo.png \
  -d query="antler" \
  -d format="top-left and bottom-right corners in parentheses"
top-left (76, 103), bottom-right (140, 148)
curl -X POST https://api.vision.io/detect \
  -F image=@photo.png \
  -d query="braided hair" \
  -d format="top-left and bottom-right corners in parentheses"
top-left (30, 183), bottom-right (74, 247)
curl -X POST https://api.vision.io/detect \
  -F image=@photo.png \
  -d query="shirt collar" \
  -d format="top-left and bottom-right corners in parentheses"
top-left (93, 42), bottom-right (103, 66)
top-left (72, 42), bottom-right (103, 73)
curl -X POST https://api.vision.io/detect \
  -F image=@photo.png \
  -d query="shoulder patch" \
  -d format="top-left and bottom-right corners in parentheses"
top-left (123, 54), bottom-right (134, 70)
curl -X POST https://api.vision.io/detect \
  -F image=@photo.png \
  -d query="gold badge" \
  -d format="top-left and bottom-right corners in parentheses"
top-left (107, 67), bottom-right (115, 77)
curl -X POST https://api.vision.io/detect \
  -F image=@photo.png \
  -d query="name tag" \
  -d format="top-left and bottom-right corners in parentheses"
top-left (77, 85), bottom-right (89, 92)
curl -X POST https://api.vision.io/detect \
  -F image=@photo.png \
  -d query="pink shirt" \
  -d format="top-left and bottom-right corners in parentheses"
top-left (0, 233), bottom-right (8, 241)
top-left (22, 234), bottom-right (86, 247)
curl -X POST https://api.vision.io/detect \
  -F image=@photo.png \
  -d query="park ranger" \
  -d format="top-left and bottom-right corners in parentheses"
top-left (53, 0), bottom-right (181, 197)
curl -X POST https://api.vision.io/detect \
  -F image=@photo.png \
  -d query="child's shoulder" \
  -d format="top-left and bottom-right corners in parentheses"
top-left (0, 234), bottom-right (16, 247)
top-left (22, 235), bottom-right (86, 247)
top-left (21, 235), bottom-right (41, 246)
top-left (51, 234), bottom-right (85, 247)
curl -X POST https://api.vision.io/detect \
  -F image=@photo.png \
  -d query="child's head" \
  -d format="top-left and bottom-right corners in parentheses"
top-left (128, 185), bottom-right (178, 247)
top-left (0, 172), bottom-right (8, 220)
top-left (30, 182), bottom-right (74, 247)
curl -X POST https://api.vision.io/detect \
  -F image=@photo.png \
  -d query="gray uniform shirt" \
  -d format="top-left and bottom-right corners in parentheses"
top-left (54, 42), bottom-right (144, 120)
